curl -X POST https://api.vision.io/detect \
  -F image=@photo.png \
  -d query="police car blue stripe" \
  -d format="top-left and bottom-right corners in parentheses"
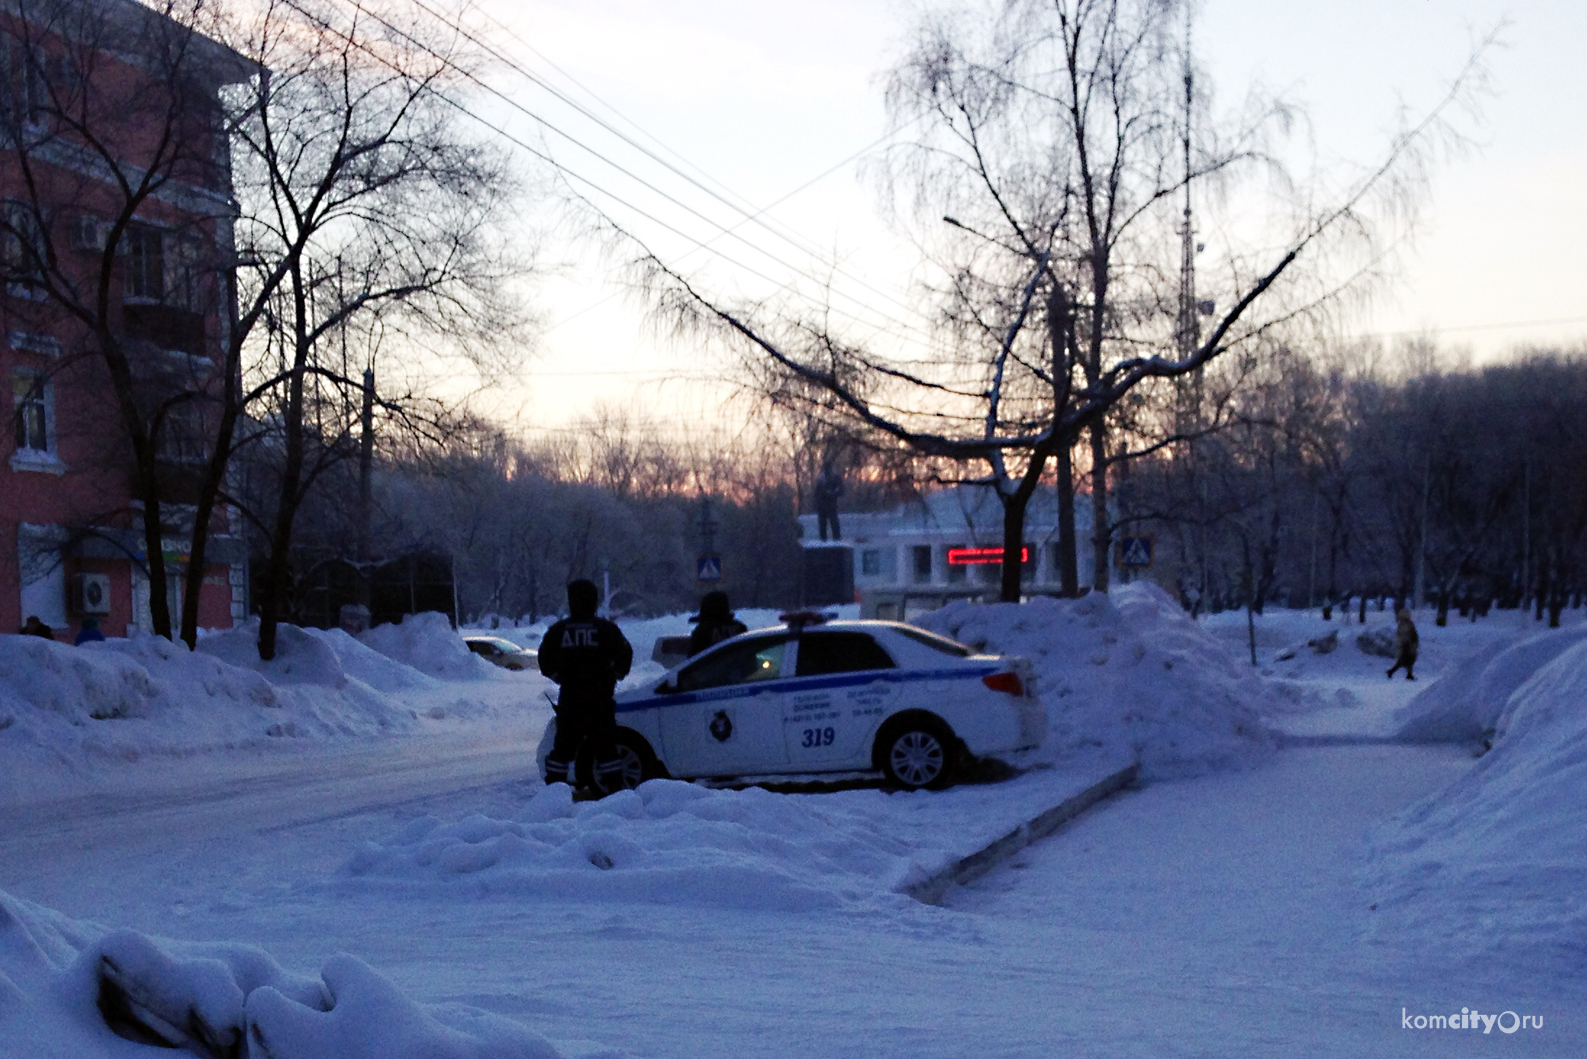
top-left (614, 665), bottom-right (1001, 714)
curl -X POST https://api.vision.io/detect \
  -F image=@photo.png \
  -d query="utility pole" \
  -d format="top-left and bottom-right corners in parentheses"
top-left (357, 367), bottom-right (374, 563)
top-left (1415, 450), bottom-right (1430, 609)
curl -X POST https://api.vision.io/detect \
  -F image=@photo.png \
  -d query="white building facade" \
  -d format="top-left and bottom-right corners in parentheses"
top-left (798, 485), bottom-right (1099, 618)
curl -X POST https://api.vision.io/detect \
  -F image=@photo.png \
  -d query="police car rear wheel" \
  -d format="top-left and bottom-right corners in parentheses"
top-left (880, 719), bottom-right (957, 791)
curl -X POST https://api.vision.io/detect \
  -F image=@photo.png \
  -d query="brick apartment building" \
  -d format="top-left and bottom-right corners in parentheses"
top-left (0, 0), bottom-right (249, 640)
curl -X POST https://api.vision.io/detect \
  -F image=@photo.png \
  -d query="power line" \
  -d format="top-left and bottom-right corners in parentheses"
top-left (408, 0), bottom-right (935, 329)
top-left (543, 120), bottom-right (928, 335)
top-left (1355, 315), bottom-right (1587, 340)
top-left (299, 0), bottom-right (933, 353)
top-left (336, 0), bottom-right (937, 346)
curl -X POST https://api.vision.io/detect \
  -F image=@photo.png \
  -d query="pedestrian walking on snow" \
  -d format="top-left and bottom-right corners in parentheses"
top-left (74, 616), bottom-right (105, 645)
top-left (1386, 609), bottom-right (1419, 681)
top-left (687, 590), bottom-right (747, 657)
top-left (537, 579), bottom-right (634, 795)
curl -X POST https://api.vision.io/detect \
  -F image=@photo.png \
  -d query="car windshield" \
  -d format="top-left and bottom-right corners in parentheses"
top-left (674, 636), bottom-right (787, 692)
top-left (892, 625), bottom-right (974, 657)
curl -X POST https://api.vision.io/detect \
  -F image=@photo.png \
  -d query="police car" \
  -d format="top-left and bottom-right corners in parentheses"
top-left (537, 614), bottom-right (1044, 791)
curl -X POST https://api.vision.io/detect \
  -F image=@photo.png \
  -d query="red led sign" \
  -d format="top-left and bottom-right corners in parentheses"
top-left (946, 546), bottom-right (1030, 566)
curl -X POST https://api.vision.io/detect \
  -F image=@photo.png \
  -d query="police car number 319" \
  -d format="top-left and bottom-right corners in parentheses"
top-left (537, 614), bottom-right (1045, 791)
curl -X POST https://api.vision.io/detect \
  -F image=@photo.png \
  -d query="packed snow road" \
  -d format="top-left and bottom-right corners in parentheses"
top-left (7, 741), bottom-right (1579, 1056)
top-left (0, 733), bottom-right (542, 917)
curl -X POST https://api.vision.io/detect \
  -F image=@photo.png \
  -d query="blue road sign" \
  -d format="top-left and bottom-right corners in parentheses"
top-left (1118, 536), bottom-right (1154, 569)
top-left (696, 554), bottom-right (722, 582)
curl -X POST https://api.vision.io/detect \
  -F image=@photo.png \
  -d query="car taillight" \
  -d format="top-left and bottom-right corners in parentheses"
top-left (982, 671), bottom-right (1024, 696)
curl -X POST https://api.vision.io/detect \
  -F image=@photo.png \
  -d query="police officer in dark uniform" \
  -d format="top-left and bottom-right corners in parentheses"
top-left (538, 579), bottom-right (633, 794)
top-left (687, 590), bottom-right (747, 657)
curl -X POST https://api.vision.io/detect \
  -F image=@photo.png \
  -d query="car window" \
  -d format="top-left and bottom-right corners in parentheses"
top-left (892, 625), bottom-right (974, 657)
top-left (675, 636), bottom-right (787, 692)
top-left (795, 632), bottom-right (896, 676)
top-left (467, 641), bottom-right (494, 656)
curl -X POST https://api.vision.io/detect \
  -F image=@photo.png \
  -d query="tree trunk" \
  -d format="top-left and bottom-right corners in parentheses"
top-left (258, 267), bottom-right (312, 661)
top-left (1057, 441), bottom-right (1078, 596)
top-left (136, 457), bottom-right (173, 639)
top-left (1090, 419), bottom-right (1110, 592)
top-left (998, 493), bottom-right (1027, 603)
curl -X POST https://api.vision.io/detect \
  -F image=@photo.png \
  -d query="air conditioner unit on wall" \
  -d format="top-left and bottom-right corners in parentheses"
top-left (70, 572), bottom-right (112, 614)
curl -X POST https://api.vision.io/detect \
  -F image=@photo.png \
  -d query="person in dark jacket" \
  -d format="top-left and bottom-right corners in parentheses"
top-left (813, 462), bottom-right (844, 541)
top-left (74, 616), bottom-right (106, 645)
top-left (1386, 609), bottom-right (1419, 680)
top-left (687, 590), bottom-right (747, 657)
top-left (19, 615), bottom-right (53, 639)
top-left (537, 579), bottom-right (634, 793)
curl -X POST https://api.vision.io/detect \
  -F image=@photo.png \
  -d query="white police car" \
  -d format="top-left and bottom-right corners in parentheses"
top-left (537, 615), bottom-right (1044, 791)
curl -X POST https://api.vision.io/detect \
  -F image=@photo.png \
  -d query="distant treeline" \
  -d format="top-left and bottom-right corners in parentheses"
top-left (1121, 347), bottom-right (1587, 626)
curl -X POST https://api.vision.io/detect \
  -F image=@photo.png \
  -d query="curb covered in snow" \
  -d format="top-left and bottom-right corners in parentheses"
top-left (902, 762), bottom-right (1140, 904)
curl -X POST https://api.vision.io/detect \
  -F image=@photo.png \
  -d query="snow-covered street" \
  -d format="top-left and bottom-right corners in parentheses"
top-left (4, 598), bottom-right (1586, 1056)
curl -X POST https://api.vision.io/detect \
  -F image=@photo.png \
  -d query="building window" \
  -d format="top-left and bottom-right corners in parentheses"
top-left (1, 199), bottom-right (45, 293)
top-left (861, 548), bottom-right (882, 577)
top-left (158, 399), bottom-right (206, 465)
top-left (12, 369), bottom-right (49, 452)
top-left (1, 33), bottom-right (51, 130)
top-left (912, 544), bottom-right (933, 584)
top-left (946, 543), bottom-right (967, 584)
top-left (125, 226), bottom-right (165, 302)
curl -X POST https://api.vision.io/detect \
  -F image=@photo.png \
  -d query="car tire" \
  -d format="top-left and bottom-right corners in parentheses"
top-left (876, 715), bottom-right (958, 791)
top-left (591, 729), bottom-right (666, 794)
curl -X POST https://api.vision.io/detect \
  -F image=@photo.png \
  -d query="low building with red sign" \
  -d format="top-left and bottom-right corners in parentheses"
top-left (797, 485), bottom-right (1099, 618)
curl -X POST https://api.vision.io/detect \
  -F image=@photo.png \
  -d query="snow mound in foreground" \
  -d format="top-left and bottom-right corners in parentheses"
top-left (339, 754), bottom-right (1133, 912)
top-left (0, 889), bottom-right (561, 1059)
top-left (1367, 639), bottom-right (1587, 965)
top-left (342, 780), bottom-right (944, 911)
top-left (359, 611), bottom-right (494, 680)
top-left (914, 582), bottom-right (1277, 778)
top-left (1390, 625), bottom-right (1587, 742)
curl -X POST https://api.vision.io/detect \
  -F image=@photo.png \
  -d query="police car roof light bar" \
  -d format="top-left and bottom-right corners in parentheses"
top-left (777, 610), bottom-right (833, 629)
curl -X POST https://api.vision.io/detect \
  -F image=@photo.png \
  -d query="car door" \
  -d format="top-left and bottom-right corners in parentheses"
top-left (782, 631), bottom-right (899, 769)
top-left (657, 635), bottom-right (791, 777)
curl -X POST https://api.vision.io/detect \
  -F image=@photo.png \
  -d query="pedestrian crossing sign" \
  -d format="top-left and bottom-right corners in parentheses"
top-left (1118, 536), bottom-right (1153, 569)
top-left (696, 555), bottom-right (722, 582)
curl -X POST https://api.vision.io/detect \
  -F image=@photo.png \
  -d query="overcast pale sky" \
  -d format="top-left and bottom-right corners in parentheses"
top-left (462, 0), bottom-right (1586, 438)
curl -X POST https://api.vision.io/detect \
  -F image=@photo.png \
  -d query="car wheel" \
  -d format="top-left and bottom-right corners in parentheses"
top-left (591, 729), bottom-right (665, 794)
top-left (878, 716), bottom-right (958, 791)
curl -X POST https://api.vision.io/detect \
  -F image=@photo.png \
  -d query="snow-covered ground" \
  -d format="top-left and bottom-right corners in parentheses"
top-left (3, 598), bottom-right (1585, 1056)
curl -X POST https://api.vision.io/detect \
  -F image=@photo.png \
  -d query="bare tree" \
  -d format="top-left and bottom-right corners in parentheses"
top-left (629, 0), bottom-right (1487, 603)
top-left (219, 0), bottom-right (528, 660)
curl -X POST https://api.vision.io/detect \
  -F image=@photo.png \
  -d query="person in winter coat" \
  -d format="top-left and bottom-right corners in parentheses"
top-left (74, 616), bottom-right (106, 645)
top-left (537, 579), bottom-right (634, 793)
top-left (687, 590), bottom-right (748, 657)
top-left (1386, 609), bottom-right (1419, 680)
top-left (813, 462), bottom-right (844, 541)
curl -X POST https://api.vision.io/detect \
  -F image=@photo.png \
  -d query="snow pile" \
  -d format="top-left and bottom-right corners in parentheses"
top-left (0, 625), bottom-right (531, 803)
top-left (359, 611), bottom-right (494, 680)
top-left (1390, 625), bottom-right (1587, 743)
top-left (339, 753), bottom-right (1132, 911)
top-left (0, 889), bottom-right (561, 1059)
top-left (342, 779), bottom-right (941, 911)
top-left (1367, 639), bottom-right (1587, 965)
top-left (306, 627), bottom-right (441, 693)
top-left (914, 582), bottom-right (1277, 778)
